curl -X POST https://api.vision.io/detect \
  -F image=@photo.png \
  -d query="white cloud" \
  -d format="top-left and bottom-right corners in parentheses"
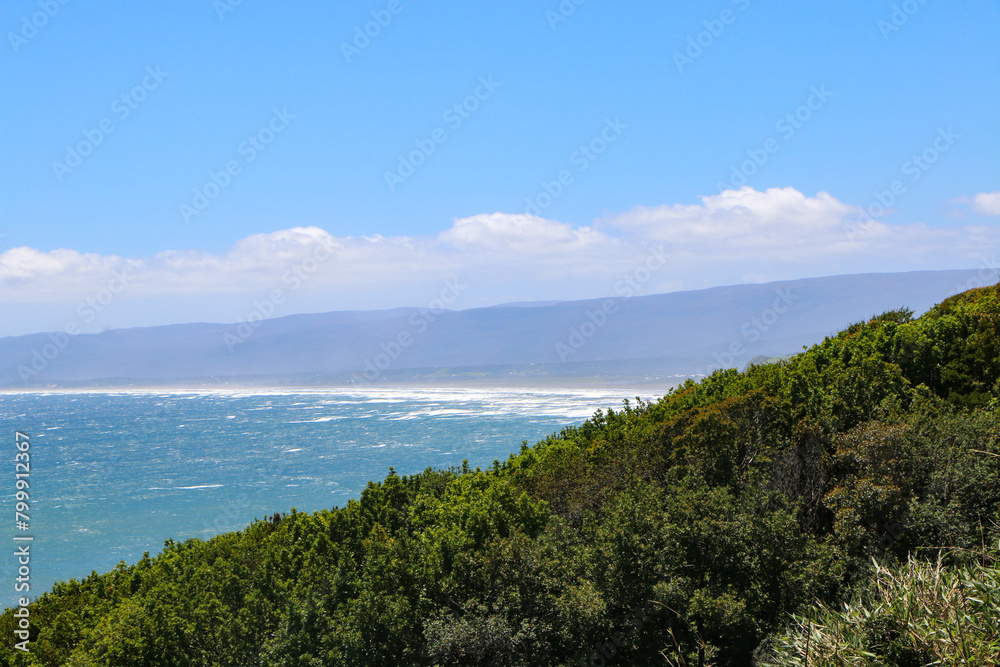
top-left (439, 213), bottom-right (612, 253)
top-left (613, 187), bottom-right (851, 236)
top-left (610, 187), bottom-right (858, 256)
top-left (973, 191), bottom-right (1000, 216)
top-left (608, 186), bottom-right (991, 266)
top-left (1, 188), bottom-right (997, 334)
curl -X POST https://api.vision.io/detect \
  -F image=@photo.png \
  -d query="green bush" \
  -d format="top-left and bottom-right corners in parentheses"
top-left (759, 551), bottom-right (1000, 666)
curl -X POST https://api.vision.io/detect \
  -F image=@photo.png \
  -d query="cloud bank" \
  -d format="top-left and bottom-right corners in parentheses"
top-left (1, 187), bottom-right (997, 335)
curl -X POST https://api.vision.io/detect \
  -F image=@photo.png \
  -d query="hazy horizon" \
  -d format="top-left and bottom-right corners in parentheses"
top-left (2, 265), bottom-right (997, 339)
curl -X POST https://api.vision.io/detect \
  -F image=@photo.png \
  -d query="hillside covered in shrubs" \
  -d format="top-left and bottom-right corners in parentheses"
top-left (4, 284), bottom-right (1000, 666)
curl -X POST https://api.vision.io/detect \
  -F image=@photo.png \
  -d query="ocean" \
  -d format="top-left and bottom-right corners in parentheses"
top-left (0, 386), bottom-right (663, 609)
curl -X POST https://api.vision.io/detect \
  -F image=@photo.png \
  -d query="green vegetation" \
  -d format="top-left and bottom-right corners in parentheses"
top-left (760, 556), bottom-right (1000, 666)
top-left (4, 284), bottom-right (1000, 666)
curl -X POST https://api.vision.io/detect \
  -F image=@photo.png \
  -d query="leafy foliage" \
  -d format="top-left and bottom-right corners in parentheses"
top-left (758, 553), bottom-right (1000, 666)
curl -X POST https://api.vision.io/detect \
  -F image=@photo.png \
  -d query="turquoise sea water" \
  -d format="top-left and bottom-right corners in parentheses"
top-left (0, 386), bottom-right (656, 609)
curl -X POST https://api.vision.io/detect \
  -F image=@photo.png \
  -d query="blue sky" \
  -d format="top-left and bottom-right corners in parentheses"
top-left (1, 0), bottom-right (998, 336)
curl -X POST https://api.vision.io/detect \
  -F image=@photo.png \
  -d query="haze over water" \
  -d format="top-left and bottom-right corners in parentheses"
top-left (0, 386), bottom-right (666, 609)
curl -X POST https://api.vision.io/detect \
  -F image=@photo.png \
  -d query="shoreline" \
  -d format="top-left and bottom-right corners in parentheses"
top-left (0, 378), bottom-right (686, 398)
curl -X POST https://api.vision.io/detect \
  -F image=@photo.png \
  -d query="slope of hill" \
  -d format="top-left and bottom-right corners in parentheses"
top-left (0, 269), bottom-right (987, 387)
top-left (2, 282), bottom-right (998, 665)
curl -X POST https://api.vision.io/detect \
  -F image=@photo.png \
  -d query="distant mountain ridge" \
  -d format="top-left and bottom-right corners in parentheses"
top-left (0, 269), bottom-right (989, 387)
